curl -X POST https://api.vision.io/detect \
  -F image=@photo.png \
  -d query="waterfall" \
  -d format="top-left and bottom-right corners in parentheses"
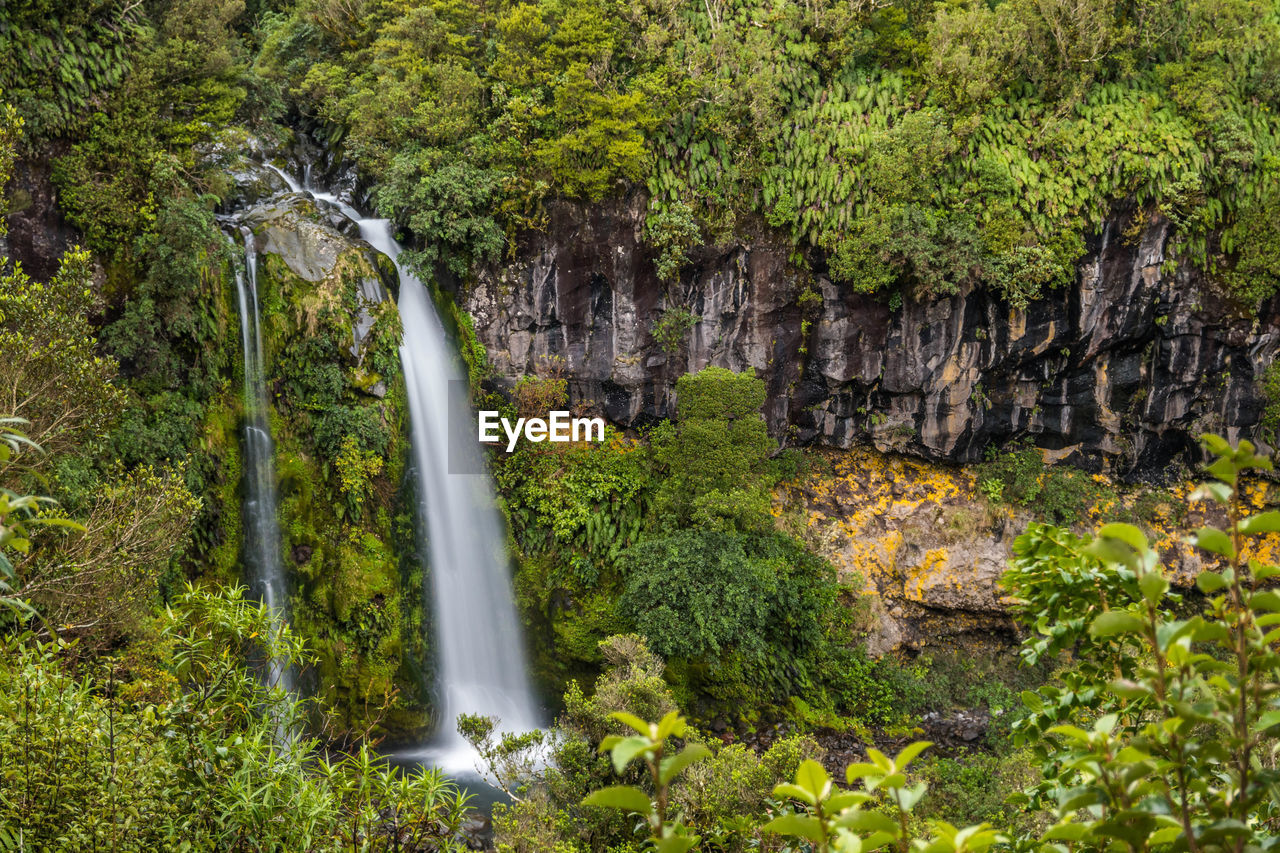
top-left (301, 178), bottom-right (539, 768)
top-left (231, 231), bottom-right (294, 696)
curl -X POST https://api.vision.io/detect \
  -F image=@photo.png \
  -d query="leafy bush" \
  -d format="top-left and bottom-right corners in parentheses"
top-left (514, 372), bottom-right (569, 418)
top-left (651, 308), bottom-right (699, 354)
top-left (0, 585), bottom-right (472, 851)
top-left (977, 442), bottom-right (1108, 525)
top-left (645, 201), bottom-right (701, 283)
top-left (313, 404), bottom-right (390, 460)
top-left (576, 434), bottom-right (1280, 853)
top-left (651, 367), bottom-right (776, 530)
top-left (1000, 434), bottom-right (1280, 849)
top-left (619, 530), bottom-right (774, 662)
top-left (620, 529), bottom-right (841, 715)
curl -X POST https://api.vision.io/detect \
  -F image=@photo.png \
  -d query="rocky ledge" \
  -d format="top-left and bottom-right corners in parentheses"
top-left (465, 196), bottom-right (1280, 478)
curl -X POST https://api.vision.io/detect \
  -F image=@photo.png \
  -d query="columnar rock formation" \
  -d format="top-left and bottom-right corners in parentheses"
top-left (466, 196), bottom-right (1280, 478)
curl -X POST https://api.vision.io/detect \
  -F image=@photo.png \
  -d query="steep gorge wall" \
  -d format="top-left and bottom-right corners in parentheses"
top-left (466, 196), bottom-right (1280, 478)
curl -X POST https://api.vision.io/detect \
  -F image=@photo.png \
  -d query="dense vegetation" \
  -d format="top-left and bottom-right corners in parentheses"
top-left (4, 0), bottom-right (1280, 849)
top-left (252, 0), bottom-right (1280, 306)
top-left (501, 368), bottom-right (904, 725)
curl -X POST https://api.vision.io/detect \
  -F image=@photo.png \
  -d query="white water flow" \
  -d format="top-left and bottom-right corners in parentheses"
top-left (232, 232), bottom-right (294, 696)
top-left (265, 162), bottom-right (302, 194)
top-left (303, 176), bottom-right (538, 769)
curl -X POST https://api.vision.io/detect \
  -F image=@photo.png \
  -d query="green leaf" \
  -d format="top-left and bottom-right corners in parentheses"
top-left (1206, 457), bottom-right (1238, 486)
top-left (1193, 527), bottom-right (1235, 559)
top-left (892, 741), bottom-right (933, 770)
top-left (763, 813), bottom-right (826, 843)
top-left (774, 783), bottom-right (817, 806)
top-left (1086, 537), bottom-right (1137, 567)
top-left (845, 762), bottom-right (882, 784)
top-left (1098, 523), bottom-right (1148, 552)
top-left (1253, 561), bottom-right (1280, 581)
top-left (1256, 710), bottom-right (1280, 731)
top-left (1044, 823), bottom-right (1089, 842)
top-left (1251, 591), bottom-right (1280, 611)
top-left (609, 712), bottom-right (653, 736)
top-left (1089, 610), bottom-right (1144, 639)
top-left (1047, 724), bottom-right (1091, 743)
top-left (582, 785), bottom-right (653, 815)
top-left (837, 809), bottom-right (899, 835)
top-left (826, 791), bottom-right (872, 812)
top-left (654, 710), bottom-right (686, 741)
top-left (1139, 571), bottom-right (1169, 604)
top-left (654, 836), bottom-right (699, 853)
top-left (610, 735), bottom-right (652, 774)
top-left (1241, 511), bottom-right (1280, 534)
top-left (795, 759), bottom-right (831, 800)
top-left (1189, 481), bottom-right (1232, 504)
top-left (1197, 571), bottom-right (1228, 593)
top-left (659, 743), bottom-right (711, 785)
top-left (1108, 678), bottom-right (1152, 700)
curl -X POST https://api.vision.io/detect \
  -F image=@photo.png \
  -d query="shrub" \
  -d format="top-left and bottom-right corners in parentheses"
top-left (619, 529), bottom-right (775, 661)
top-left (651, 367), bottom-right (776, 530)
top-left (0, 585), bottom-right (473, 850)
top-left (651, 308), bottom-right (699, 354)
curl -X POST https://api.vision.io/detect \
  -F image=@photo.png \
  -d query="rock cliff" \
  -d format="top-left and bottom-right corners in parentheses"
top-left (466, 196), bottom-right (1280, 478)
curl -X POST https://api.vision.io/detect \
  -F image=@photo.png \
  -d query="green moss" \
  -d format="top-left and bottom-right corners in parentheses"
top-left (244, 221), bottom-right (427, 739)
top-left (195, 387), bottom-right (244, 588)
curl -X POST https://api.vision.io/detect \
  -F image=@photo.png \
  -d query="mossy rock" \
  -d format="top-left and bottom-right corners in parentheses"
top-left (229, 199), bottom-right (427, 739)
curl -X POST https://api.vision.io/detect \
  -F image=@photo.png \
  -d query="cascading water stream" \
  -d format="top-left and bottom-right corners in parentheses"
top-left (230, 231), bottom-right (295, 697)
top-left (300, 174), bottom-right (539, 769)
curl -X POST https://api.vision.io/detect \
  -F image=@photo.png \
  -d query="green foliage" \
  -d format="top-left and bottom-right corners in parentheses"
top-left (379, 162), bottom-right (506, 276)
top-left (0, 246), bottom-right (126, 462)
top-left (584, 710), bottom-right (711, 852)
top-left (977, 443), bottom-right (1107, 525)
top-left (0, 103), bottom-right (21, 231)
top-left (651, 308), bottom-right (699, 354)
top-left (0, 418), bottom-right (82, 623)
top-left (979, 441), bottom-right (1180, 529)
top-left (46, 0), bottom-right (249, 256)
top-left (619, 530), bottom-right (773, 661)
top-left (1224, 190), bottom-right (1280, 303)
top-left (500, 434), bottom-right (650, 682)
top-left (1001, 434), bottom-right (1280, 849)
top-left (646, 201), bottom-right (701, 283)
top-left (485, 635), bottom-right (823, 853)
top-left (501, 431), bottom-right (651, 560)
top-left (763, 746), bottom-right (1005, 853)
top-left (0, 584), bottom-right (473, 850)
top-left (914, 752), bottom-right (1043, 834)
top-left (621, 529), bottom-right (842, 715)
top-left (102, 196), bottom-right (232, 401)
top-left (514, 372), bottom-right (568, 418)
top-left (334, 434), bottom-right (384, 516)
top-left (651, 366), bottom-right (776, 530)
top-left (0, 2), bottom-right (138, 141)
top-left (1261, 359), bottom-right (1280, 443)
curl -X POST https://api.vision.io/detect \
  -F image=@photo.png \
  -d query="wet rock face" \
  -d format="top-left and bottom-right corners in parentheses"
top-left (4, 148), bottom-right (76, 281)
top-left (467, 199), bottom-right (1280, 476)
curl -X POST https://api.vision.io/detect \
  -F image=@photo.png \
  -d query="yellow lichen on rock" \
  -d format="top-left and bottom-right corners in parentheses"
top-left (778, 445), bottom-right (1280, 654)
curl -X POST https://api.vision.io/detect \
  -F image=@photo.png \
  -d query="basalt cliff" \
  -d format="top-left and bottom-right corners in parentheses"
top-left (466, 195), bottom-right (1280, 479)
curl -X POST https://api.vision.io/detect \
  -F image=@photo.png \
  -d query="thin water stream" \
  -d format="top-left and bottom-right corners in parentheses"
top-left (230, 231), bottom-right (295, 697)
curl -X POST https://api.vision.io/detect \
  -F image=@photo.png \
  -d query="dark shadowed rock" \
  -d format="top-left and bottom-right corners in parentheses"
top-left (466, 199), bottom-right (1280, 478)
top-left (5, 149), bottom-right (76, 281)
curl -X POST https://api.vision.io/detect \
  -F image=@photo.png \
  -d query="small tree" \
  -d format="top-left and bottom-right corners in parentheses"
top-left (1005, 434), bottom-right (1280, 851)
top-left (651, 366), bottom-right (776, 531)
